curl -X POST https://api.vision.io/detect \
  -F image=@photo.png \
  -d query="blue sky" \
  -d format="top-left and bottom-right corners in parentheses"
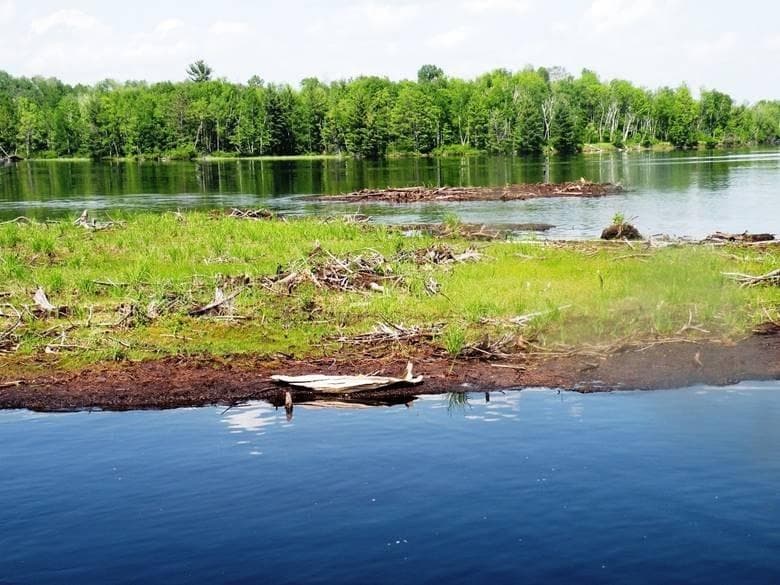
top-left (0, 0), bottom-right (777, 102)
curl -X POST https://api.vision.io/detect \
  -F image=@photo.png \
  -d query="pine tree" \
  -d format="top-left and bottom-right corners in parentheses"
top-left (552, 102), bottom-right (579, 154)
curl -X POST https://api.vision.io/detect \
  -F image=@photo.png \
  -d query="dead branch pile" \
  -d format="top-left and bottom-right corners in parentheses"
top-left (333, 322), bottom-right (444, 346)
top-left (459, 333), bottom-right (529, 360)
top-left (327, 180), bottom-right (623, 203)
top-left (74, 210), bottom-right (124, 231)
top-left (723, 268), bottom-right (780, 287)
top-left (396, 244), bottom-right (483, 265)
top-left (264, 249), bottom-right (399, 294)
top-left (706, 231), bottom-right (775, 243)
top-left (226, 208), bottom-right (279, 221)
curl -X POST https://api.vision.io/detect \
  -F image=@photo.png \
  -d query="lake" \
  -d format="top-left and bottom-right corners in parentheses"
top-left (2, 383), bottom-right (779, 584)
top-left (1, 149), bottom-right (779, 238)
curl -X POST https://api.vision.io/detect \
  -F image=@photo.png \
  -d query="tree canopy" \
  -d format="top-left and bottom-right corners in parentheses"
top-left (0, 65), bottom-right (777, 160)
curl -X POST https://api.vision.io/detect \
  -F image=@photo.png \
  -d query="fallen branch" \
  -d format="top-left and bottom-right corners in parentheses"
top-left (723, 268), bottom-right (780, 287)
top-left (188, 287), bottom-right (245, 316)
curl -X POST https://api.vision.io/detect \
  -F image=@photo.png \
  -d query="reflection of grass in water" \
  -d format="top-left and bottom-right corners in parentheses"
top-left (447, 392), bottom-right (471, 414)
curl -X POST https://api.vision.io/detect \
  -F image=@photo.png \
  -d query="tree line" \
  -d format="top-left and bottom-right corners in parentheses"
top-left (1, 63), bottom-right (779, 160)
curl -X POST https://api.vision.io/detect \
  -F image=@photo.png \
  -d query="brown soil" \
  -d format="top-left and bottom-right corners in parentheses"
top-left (1, 329), bottom-right (778, 412)
top-left (321, 181), bottom-right (623, 203)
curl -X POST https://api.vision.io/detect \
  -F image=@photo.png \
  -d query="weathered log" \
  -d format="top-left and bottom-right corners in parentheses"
top-left (271, 362), bottom-right (423, 394)
top-left (706, 231), bottom-right (775, 243)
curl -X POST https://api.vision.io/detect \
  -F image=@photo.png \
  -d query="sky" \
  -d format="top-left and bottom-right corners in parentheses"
top-left (0, 0), bottom-right (777, 102)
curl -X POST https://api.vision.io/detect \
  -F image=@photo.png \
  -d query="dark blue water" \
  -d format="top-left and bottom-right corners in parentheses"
top-left (2, 383), bottom-right (780, 584)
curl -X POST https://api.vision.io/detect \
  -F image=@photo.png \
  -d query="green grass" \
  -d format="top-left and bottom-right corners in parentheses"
top-left (0, 212), bottom-right (777, 373)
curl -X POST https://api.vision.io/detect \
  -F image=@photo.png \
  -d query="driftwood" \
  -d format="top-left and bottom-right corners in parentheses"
top-left (323, 180), bottom-right (623, 203)
top-left (188, 287), bottom-right (244, 316)
top-left (723, 268), bottom-right (780, 287)
top-left (272, 362), bottom-right (423, 394)
top-left (74, 210), bottom-right (124, 231)
top-left (707, 231), bottom-right (775, 243)
top-left (395, 244), bottom-right (483, 265)
top-left (32, 287), bottom-right (69, 317)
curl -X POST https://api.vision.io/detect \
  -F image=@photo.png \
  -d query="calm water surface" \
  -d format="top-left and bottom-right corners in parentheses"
top-left (1, 149), bottom-right (778, 238)
top-left (2, 383), bottom-right (779, 584)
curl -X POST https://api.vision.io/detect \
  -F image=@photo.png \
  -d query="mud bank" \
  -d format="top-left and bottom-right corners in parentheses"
top-left (1, 328), bottom-right (777, 412)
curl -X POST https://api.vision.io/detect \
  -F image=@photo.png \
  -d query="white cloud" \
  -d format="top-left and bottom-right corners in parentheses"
top-left (586, 0), bottom-right (654, 32)
top-left (684, 31), bottom-right (737, 61)
top-left (0, 0), bottom-right (16, 25)
top-left (154, 18), bottom-right (185, 35)
top-left (209, 20), bottom-right (250, 35)
top-left (463, 0), bottom-right (531, 15)
top-left (764, 35), bottom-right (780, 51)
top-left (355, 1), bottom-right (420, 30)
top-left (428, 26), bottom-right (472, 49)
top-left (31, 9), bottom-right (103, 35)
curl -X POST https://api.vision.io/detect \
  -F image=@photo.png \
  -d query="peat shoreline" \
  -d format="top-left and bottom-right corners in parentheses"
top-left (1, 327), bottom-right (778, 412)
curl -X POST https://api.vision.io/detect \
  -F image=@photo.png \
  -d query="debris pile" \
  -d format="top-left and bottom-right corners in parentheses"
top-left (325, 180), bottom-right (623, 203)
top-left (396, 244), bottom-right (483, 265)
top-left (705, 231), bottom-right (775, 243)
top-left (333, 322), bottom-right (444, 346)
top-left (74, 210), bottom-right (125, 231)
top-left (264, 249), bottom-right (398, 294)
top-left (723, 268), bottom-right (780, 287)
top-left (226, 208), bottom-right (279, 221)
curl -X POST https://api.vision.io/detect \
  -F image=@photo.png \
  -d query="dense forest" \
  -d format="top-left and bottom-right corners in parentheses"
top-left (1, 62), bottom-right (779, 160)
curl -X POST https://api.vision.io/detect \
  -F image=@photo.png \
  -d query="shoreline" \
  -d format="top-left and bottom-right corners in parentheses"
top-left (1, 211), bottom-right (777, 412)
top-left (1, 328), bottom-right (778, 412)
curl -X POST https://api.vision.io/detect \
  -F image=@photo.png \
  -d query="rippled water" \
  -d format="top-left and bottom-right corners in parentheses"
top-left (1, 149), bottom-right (779, 237)
top-left (2, 383), bottom-right (779, 584)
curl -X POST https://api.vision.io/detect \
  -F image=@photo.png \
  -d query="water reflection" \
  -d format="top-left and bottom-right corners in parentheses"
top-left (1, 149), bottom-right (779, 237)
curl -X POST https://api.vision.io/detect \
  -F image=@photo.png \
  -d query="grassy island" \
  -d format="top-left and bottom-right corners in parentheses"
top-left (1, 212), bottom-right (777, 378)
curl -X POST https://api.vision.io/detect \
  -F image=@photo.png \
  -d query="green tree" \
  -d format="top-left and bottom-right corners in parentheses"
top-left (391, 83), bottom-right (439, 153)
top-left (187, 60), bottom-right (213, 83)
top-left (552, 100), bottom-right (579, 154)
top-left (417, 64), bottom-right (444, 85)
top-left (15, 97), bottom-right (46, 157)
